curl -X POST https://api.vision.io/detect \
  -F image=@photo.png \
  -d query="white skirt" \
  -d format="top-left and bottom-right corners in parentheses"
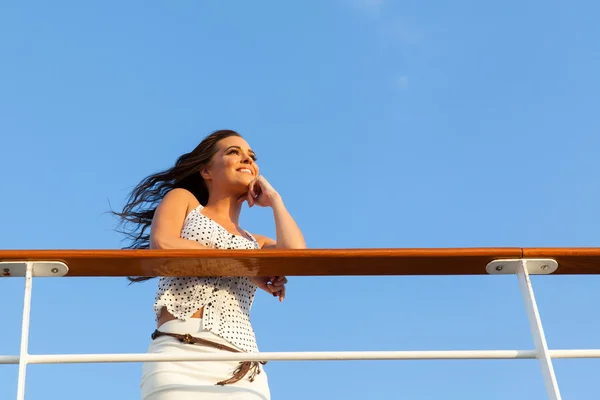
top-left (140, 318), bottom-right (270, 400)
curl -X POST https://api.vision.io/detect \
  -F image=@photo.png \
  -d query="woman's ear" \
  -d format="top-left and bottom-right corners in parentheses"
top-left (200, 167), bottom-right (210, 180)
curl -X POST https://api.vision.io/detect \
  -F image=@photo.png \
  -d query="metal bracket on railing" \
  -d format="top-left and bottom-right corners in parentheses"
top-left (0, 261), bottom-right (69, 277)
top-left (485, 258), bottom-right (557, 275)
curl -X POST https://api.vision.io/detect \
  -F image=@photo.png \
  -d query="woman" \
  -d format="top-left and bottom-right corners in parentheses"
top-left (113, 129), bottom-right (306, 399)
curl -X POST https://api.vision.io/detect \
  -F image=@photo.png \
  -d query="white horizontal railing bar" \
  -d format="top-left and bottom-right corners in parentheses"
top-left (550, 350), bottom-right (600, 358)
top-left (0, 350), bottom-right (557, 364)
top-left (4, 350), bottom-right (600, 365)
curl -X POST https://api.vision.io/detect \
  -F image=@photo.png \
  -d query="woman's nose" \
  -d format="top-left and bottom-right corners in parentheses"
top-left (241, 154), bottom-right (253, 164)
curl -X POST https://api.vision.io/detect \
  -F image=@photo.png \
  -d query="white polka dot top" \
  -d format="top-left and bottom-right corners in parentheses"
top-left (153, 204), bottom-right (261, 353)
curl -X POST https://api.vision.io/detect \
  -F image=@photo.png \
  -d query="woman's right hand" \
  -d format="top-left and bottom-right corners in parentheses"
top-left (250, 276), bottom-right (287, 302)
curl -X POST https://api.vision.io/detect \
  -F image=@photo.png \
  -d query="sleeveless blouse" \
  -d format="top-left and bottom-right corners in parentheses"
top-left (153, 204), bottom-right (260, 353)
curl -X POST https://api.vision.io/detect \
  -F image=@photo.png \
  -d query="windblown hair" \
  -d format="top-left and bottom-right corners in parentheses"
top-left (112, 129), bottom-right (241, 283)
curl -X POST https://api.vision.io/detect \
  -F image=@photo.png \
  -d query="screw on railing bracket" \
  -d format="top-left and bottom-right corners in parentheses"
top-left (2, 268), bottom-right (10, 277)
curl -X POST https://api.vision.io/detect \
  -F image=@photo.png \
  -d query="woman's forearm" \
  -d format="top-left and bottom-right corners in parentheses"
top-left (271, 196), bottom-right (306, 249)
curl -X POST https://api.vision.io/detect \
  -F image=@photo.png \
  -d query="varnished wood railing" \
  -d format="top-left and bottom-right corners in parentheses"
top-left (1, 248), bottom-right (600, 276)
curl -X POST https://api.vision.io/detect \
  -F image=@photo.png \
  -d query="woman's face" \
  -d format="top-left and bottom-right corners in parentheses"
top-left (203, 135), bottom-right (259, 193)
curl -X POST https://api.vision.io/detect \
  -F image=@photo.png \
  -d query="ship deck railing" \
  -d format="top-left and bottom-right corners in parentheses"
top-left (2, 247), bottom-right (600, 400)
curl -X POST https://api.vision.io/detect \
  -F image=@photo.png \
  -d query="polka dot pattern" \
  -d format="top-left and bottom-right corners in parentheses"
top-left (153, 205), bottom-right (261, 353)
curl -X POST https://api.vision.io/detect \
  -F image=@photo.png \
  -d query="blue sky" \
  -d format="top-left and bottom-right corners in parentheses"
top-left (1, 0), bottom-right (600, 398)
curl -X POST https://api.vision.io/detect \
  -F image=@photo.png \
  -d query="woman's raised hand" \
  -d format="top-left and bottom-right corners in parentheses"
top-left (239, 176), bottom-right (280, 208)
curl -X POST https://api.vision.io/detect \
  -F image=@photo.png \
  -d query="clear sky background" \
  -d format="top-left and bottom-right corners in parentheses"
top-left (1, 1), bottom-right (600, 399)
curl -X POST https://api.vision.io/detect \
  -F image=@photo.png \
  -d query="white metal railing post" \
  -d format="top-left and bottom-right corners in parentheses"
top-left (16, 262), bottom-right (34, 400)
top-left (517, 259), bottom-right (562, 400)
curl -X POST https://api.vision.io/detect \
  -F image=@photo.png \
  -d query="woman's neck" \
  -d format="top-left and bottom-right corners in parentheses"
top-left (203, 195), bottom-right (243, 225)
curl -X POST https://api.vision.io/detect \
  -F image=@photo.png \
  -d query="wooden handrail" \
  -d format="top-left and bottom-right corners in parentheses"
top-left (1, 248), bottom-right (600, 277)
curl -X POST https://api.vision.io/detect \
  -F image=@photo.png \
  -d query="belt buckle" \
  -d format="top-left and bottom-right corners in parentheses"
top-left (183, 333), bottom-right (193, 344)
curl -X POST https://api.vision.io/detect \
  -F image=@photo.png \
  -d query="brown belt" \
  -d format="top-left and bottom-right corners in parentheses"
top-left (151, 330), bottom-right (266, 386)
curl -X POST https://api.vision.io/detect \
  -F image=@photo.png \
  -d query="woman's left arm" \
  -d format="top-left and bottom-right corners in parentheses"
top-left (243, 175), bottom-right (306, 249)
top-left (243, 176), bottom-right (305, 301)
top-left (267, 195), bottom-right (306, 249)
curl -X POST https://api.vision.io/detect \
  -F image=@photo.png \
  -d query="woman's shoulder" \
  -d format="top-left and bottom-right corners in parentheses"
top-left (158, 188), bottom-right (201, 216)
top-left (161, 188), bottom-right (199, 206)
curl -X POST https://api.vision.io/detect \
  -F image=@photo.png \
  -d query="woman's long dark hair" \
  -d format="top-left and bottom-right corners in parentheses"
top-left (112, 129), bottom-right (241, 283)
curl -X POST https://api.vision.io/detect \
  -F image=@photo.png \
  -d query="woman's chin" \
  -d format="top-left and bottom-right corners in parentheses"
top-left (235, 175), bottom-right (254, 186)
top-left (229, 180), bottom-right (251, 195)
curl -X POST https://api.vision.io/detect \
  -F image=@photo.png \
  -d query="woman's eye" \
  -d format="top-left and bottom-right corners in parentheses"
top-left (227, 149), bottom-right (256, 161)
